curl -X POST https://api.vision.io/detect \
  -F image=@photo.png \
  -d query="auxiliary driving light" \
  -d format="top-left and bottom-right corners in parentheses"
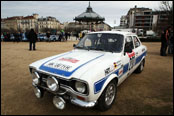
top-left (33, 87), bottom-right (42, 98)
top-left (53, 96), bottom-right (66, 110)
top-left (46, 76), bottom-right (59, 92)
top-left (32, 71), bottom-right (40, 85)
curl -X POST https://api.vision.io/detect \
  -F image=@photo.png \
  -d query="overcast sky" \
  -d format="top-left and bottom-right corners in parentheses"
top-left (1, 1), bottom-right (163, 27)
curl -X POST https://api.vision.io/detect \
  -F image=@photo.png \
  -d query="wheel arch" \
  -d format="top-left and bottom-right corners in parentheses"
top-left (96, 73), bottom-right (118, 100)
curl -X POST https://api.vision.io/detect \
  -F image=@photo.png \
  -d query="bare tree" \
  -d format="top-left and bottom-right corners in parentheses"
top-left (159, 1), bottom-right (173, 13)
top-left (153, 1), bottom-right (173, 34)
top-left (158, 1), bottom-right (173, 24)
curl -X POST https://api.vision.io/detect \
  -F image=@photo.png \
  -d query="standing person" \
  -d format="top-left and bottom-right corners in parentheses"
top-left (168, 28), bottom-right (173, 54)
top-left (68, 32), bottom-right (71, 40)
top-left (46, 31), bottom-right (51, 42)
top-left (75, 33), bottom-right (79, 40)
top-left (82, 32), bottom-right (85, 38)
top-left (65, 32), bottom-right (68, 41)
top-left (58, 31), bottom-right (62, 42)
top-left (6, 32), bottom-right (11, 41)
top-left (28, 29), bottom-right (37, 51)
top-left (1, 33), bottom-right (4, 41)
top-left (160, 27), bottom-right (170, 56)
top-left (61, 30), bottom-right (65, 41)
top-left (13, 32), bottom-right (18, 42)
top-left (79, 32), bottom-right (82, 40)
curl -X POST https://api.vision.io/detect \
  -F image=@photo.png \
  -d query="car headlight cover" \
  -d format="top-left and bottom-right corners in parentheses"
top-left (32, 70), bottom-right (40, 85)
top-left (47, 76), bottom-right (59, 92)
top-left (75, 81), bottom-right (86, 93)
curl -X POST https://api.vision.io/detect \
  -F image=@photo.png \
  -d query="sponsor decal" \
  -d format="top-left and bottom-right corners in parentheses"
top-left (40, 54), bottom-right (104, 77)
top-left (59, 57), bottom-right (79, 63)
top-left (116, 60), bottom-right (121, 67)
top-left (105, 61), bottom-right (122, 75)
top-left (45, 62), bottom-right (72, 71)
top-left (105, 65), bottom-right (115, 75)
top-left (127, 51), bottom-right (135, 58)
top-left (127, 51), bottom-right (136, 70)
top-left (118, 67), bottom-right (123, 76)
top-left (113, 62), bottom-right (117, 68)
top-left (142, 48), bottom-right (145, 52)
top-left (105, 68), bottom-right (111, 75)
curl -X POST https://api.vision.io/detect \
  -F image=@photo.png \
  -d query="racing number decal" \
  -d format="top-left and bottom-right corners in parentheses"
top-left (127, 51), bottom-right (136, 70)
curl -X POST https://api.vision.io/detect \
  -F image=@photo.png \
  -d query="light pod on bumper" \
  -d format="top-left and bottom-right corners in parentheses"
top-left (46, 76), bottom-right (59, 92)
top-left (33, 87), bottom-right (42, 98)
top-left (53, 96), bottom-right (66, 110)
top-left (32, 70), bottom-right (40, 85)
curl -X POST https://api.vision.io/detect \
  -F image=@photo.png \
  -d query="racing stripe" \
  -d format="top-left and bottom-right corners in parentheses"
top-left (39, 54), bottom-right (104, 77)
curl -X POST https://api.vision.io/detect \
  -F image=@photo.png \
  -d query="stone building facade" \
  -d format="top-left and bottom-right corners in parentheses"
top-left (1, 14), bottom-right (61, 33)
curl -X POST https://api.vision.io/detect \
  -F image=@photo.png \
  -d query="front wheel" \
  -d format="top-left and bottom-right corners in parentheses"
top-left (135, 59), bottom-right (145, 73)
top-left (96, 80), bottom-right (117, 111)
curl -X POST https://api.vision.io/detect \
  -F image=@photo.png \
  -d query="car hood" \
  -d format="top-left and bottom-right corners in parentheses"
top-left (29, 49), bottom-right (121, 79)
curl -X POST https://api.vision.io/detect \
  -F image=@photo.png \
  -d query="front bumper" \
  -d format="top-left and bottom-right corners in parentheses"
top-left (32, 83), bottom-right (96, 109)
top-left (71, 98), bottom-right (96, 108)
top-left (30, 69), bottom-right (97, 109)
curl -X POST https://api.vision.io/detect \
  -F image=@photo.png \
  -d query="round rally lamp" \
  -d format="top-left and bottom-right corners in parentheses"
top-left (53, 96), bottom-right (66, 110)
top-left (32, 71), bottom-right (40, 85)
top-left (33, 87), bottom-right (42, 98)
top-left (46, 76), bottom-right (59, 92)
top-left (75, 81), bottom-right (86, 93)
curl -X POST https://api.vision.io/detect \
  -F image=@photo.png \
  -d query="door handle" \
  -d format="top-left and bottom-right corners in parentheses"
top-left (136, 52), bottom-right (138, 56)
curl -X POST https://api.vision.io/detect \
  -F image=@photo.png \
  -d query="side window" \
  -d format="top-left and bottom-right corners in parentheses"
top-left (133, 36), bottom-right (141, 48)
top-left (124, 36), bottom-right (134, 52)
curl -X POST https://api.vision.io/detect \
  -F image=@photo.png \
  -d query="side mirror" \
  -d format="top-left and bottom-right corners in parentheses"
top-left (124, 47), bottom-right (132, 55)
top-left (73, 44), bottom-right (76, 48)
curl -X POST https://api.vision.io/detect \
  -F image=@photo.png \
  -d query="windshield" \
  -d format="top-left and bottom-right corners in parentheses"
top-left (76, 33), bottom-right (124, 53)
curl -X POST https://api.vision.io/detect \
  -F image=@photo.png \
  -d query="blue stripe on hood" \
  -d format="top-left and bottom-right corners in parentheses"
top-left (39, 53), bottom-right (104, 77)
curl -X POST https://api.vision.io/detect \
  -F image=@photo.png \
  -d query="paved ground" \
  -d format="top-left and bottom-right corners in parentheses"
top-left (1, 41), bottom-right (173, 115)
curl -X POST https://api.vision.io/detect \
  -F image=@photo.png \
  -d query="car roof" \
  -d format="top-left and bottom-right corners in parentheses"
top-left (89, 31), bottom-right (137, 36)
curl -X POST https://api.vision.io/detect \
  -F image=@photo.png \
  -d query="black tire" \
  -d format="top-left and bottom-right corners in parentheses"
top-left (135, 59), bottom-right (145, 73)
top-left (96, 80), bottom-right (117, 111)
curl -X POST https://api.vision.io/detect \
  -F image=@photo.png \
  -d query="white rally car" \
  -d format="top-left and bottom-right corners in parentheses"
top-left (29, 31), bottom-right (147, 111)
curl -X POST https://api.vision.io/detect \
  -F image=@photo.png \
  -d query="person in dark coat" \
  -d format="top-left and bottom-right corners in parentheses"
top-left (160, 27), bottom-right (170, 56)
top-left (46, 31), bottom-right (51, 42)
top-left (168, 29), bottom-right (173, 54)
top-left (68, 32), bottom-right (71, 39)
top-left (65, 32), bottom-right (68, 41)
top-left (28, 29), bottom-right (37, 51)
top-left (82, 32), bottom-right (85, 38)
top-left (6, 32), bottom-right (11, 41)
top-left (14, 32), bottom-right (20, 42)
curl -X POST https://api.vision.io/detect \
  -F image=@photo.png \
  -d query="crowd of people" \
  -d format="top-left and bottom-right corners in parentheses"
top-left (1, 30), bottom-right (73, 42)
top-left (1, 32), bottom-right (26, 42)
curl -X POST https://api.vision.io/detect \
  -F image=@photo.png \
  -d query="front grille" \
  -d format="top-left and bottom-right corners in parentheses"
top-left (37, 71), bottom-right (88, 95)
top-left (38, 72), bottom-right (75, 89)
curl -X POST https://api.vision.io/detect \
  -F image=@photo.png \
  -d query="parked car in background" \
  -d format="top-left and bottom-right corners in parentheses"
top-left (38, 34), bottom-right (47, 41)
top-left (29, 31), bottom-right (147, 111)
top-left (49, 35), bottom-right (59, 41)
top-left (21, 33), bottom-right (28, 42)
